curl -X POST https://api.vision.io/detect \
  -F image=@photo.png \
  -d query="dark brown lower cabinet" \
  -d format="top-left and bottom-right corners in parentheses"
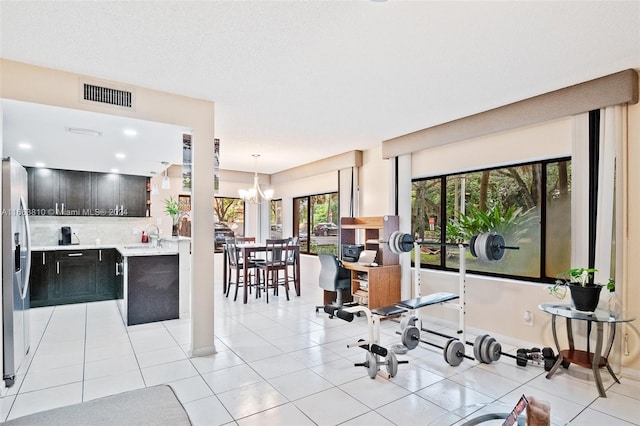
top-left (30, 249), bottom-right (120, 307)
top-left (126, 255), bottom-right (179, 326)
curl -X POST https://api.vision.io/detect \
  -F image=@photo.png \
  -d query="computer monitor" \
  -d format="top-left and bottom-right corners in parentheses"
top-left (341, 244), bottom-right (364, 263)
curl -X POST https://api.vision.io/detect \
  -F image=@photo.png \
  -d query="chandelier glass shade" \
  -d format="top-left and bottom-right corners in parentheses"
top-left (239, 155), bottom-right (273, 204)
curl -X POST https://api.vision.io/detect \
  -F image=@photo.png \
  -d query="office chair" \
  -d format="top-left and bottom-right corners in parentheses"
top-left (315, 254), bottom-right (352, 314)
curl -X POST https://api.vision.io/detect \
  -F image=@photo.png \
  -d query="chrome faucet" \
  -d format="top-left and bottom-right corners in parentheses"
top-left (146, 224), bottom-right (161, 247)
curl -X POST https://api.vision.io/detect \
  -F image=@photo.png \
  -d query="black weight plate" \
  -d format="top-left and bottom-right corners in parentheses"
top-left (516, 355), bottom-right (528, 367)
top-left (400, 233), bottom-right (414, 253)
top-left (469, 235), bottom-right (478, 258)
top-left (489, 233), bottom-right (505, 261)
top-left (402, 326), bottom-right (420, 350)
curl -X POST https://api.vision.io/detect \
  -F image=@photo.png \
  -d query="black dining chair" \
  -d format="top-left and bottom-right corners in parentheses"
top-left (256, 238), bottom-right (291, 303)
top-left (225, 237), bottom-right (260, 301)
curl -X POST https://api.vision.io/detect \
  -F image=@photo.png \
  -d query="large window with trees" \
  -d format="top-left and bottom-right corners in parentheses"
top-left (214, 197), bottom-right (245, 238)
top-left (412, 158), bottom-right (571, 282)
top-left (270, 199), bottom-right (283, 239)
top-left (293, 192), bottom-right (339, 255)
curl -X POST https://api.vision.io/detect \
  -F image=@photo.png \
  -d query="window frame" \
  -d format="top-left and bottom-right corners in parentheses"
top-left (293, 191), bottom-right (339, 255)
top-left (412, 156), bottom-right (571, 284)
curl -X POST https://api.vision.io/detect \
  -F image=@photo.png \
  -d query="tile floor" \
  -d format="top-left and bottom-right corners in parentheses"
top-left (1, 275), bottom-right (639, 425)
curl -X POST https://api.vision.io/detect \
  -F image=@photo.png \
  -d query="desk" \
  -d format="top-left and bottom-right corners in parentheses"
top-left (222, 243), bottom-right (300, 303)
top-left (342, 262), bottom-right (400, 310)
top-left (539, 303), bottom-right (635, 397)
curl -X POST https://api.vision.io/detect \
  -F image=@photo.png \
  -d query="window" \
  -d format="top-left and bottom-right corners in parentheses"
top-left (270, 199), bottom-right (283, 239)
top-left (412, 158), bottom-right (571, 282)
top-left (293, 192), bottom-right (339, 255)
top-left (213, 197), bottom-right (245, 238)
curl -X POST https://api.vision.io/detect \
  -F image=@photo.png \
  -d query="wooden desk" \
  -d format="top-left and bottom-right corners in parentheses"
top-left (342, 262), bottom-right (401, 310)
top-left (223, 243), bottom-right (301, 303)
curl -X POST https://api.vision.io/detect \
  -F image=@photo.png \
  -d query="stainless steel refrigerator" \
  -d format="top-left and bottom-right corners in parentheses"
top-left (2, 157), bottom-right (31, 387)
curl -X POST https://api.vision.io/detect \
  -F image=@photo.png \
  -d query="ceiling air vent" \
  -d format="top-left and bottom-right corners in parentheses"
top-left (83, 83), bottom-right (133, 108)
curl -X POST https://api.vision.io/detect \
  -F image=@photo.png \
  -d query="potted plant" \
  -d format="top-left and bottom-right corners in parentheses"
top-left (548, 267), bottom-right (615, 311)
top-left (163, 195), bottom-right (181, 237)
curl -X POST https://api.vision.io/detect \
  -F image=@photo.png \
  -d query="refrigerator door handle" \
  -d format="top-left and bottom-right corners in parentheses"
top-left (19, 196), bottom-right (31, 300)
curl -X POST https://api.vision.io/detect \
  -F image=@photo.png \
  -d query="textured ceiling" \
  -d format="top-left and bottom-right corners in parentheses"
top-left (1, 1), bottom-right (639, 175)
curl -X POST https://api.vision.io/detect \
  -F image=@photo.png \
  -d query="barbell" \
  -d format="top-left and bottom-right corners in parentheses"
top-left (386, 231), bottom-right (518, 261)
top-left (398, 315), bottom-right (510, 366)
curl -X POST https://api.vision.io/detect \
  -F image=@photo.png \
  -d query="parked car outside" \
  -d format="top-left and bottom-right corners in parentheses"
top-left (313, 222), bottom-right (338, 236)
top-left (215, 222), bottom-right (235, 250)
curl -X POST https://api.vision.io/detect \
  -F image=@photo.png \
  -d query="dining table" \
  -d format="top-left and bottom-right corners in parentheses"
top-left (222, 242), bottom-right (301, 303)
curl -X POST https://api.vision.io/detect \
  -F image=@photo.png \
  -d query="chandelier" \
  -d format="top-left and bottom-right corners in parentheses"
top-left (239, 154), bottom-right (274, 204)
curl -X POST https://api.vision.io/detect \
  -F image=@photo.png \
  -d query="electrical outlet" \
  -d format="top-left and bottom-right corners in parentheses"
top-left (523, 310), bottom-right (534, 327)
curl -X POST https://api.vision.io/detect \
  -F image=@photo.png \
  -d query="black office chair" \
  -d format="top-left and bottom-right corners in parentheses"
top-left (315, 254), bottom-right (352, 314)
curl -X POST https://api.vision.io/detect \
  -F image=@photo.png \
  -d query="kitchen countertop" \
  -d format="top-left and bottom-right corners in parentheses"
top-left (31, 243), bottom-right (179, 257)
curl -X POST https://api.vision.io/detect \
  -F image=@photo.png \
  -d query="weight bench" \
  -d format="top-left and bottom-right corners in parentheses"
top-left (370, 292), bottom-right (459, 317)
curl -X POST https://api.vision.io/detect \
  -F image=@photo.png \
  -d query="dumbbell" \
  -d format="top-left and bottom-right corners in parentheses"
top-left (355, 349), bottom-right (408, 379)
top-left (516, 347), bottom-right (557, 371)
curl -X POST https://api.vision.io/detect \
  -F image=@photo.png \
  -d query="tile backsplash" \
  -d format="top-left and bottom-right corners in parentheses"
top-left (30, 216), bottom-right (159, 246)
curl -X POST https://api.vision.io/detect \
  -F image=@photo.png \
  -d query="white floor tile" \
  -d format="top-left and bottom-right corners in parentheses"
top-left (416, 379), bottom-right (494, 411)
top-left (588, 390), bottom-right (640, 424)
top-left (448, 366), bottom-right (521, 399)
top-left (6, 382), bottom-right (83, 421)
top-left (19, 363), bottom-right (84, 393)
top-left (136, 345), bottom-right (188, 368)
top-left (141, 359), bottom-right (199, 387)
top-left (217, 380), bottom-right (289, 419)
top-left (569, 407), bottom-right (636, 425)
top-left (237, 402), bottom-right (316, 426)
top-left (201, 364), bottom-right (263, 394)
top-left (340, 410), bottom-right (396, 425)
top-left (183, 395), bottom-right (234, 426)
top-left (267, 368), bottom-right (334, 401)
top-left (375, 393), bottom-right (448, 425)
top-left (84, 354), bottom-right (140, 380)
top-left (248, 353), bottom-right (307, 379)
top-left (294, 387), bottom-right (370, 425)
top-left (167, 376), bottom-right (215, 404)
top-left (189, 349), bottom-right (245, 374)
top-left (340, 376), bottom-right (411, 409)
top-left (82, 369), bottom-right (145, 401)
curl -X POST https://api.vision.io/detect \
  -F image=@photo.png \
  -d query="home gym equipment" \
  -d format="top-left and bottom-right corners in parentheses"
top-left (324, 304), bottom-right (409, 379)
top-left (378, 231), bottom-right (519, 366)
top-left (516, 347), bottom-right (557, 371)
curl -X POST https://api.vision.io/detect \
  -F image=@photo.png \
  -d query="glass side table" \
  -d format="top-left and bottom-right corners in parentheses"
top-left (538, 303), bottom-right (635, 397)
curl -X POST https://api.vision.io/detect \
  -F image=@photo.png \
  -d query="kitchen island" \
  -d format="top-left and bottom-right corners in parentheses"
top-left (31, 238), bottom-right (190, 326)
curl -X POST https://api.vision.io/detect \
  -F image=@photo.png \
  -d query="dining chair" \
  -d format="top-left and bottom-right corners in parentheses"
top-left (225, 237), bottom-right (260, 301)
top-left (285, 236), bottom-right (298, 286)
top-left (256, 238), bottom-right (291, 303)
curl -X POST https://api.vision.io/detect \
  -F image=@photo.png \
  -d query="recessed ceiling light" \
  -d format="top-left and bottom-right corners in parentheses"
top-left (18, 142), bottom-right (32, 150)
top-left (35, 162), bottom-right (45, 168)
top-left (123, 129), bottom-right (137, 137)
top-left (115, 152), bottom-right (126, 159)
top-left (111, 168), bottom-right (120, 173)
top-left (65, 127), bottom-right (102, 136)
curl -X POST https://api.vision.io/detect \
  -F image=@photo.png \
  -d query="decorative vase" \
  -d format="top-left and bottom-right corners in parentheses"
top-left (172, 216), bottom-right (179, 237)
top-left (568, 283), bottom-right (602, 312)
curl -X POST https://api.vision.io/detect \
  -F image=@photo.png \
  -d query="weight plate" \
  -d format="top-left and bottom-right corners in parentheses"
top-left (400, 233), bottom-right (414, 253)
top-left (474, 334), bottom-right (489, 362)
top-left (386, 351), bottom-right (399, 377)
top-left (401, 326), bottom-right (420, 350)
top-left (365, 351), bottom-right (378, 379)
top-left (399, 314), bottom-right (418, 331)
top-left (482, 337), bottom-right (496, 364)
top-left (469, 235), bottom-right (478, 258)
top-left (516, 355), bottom-right (528, 367)
top-left (444, 339), bottom-right (465, 366)
top-left (394, 232), bottom-right (403, 255)
top-left (390, 231), bottom-right (402, 255)
top-left (474, 233), bottom-right (490, 262)
top-left (488, 340), bottom-right (502, 363)
top-left (489, 233), bottom-right (505, 261)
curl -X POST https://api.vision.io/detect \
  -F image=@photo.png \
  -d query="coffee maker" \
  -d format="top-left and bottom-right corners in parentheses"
top-left (59, 226), bottom-right (72, 245)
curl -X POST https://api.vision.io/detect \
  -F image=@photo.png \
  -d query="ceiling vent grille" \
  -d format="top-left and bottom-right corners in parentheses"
top-left (83, 83), bottom-right (133, 108)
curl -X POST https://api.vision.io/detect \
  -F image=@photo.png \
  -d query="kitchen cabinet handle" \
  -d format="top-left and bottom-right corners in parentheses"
top-left (68, 253), bottom-right (83, 257)
top-left (99, 250), bottom-right (102, 262)
top-left (56, 261), bottom-right (59, 274)
top-left (42, 252), bottom-right (46, 265)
